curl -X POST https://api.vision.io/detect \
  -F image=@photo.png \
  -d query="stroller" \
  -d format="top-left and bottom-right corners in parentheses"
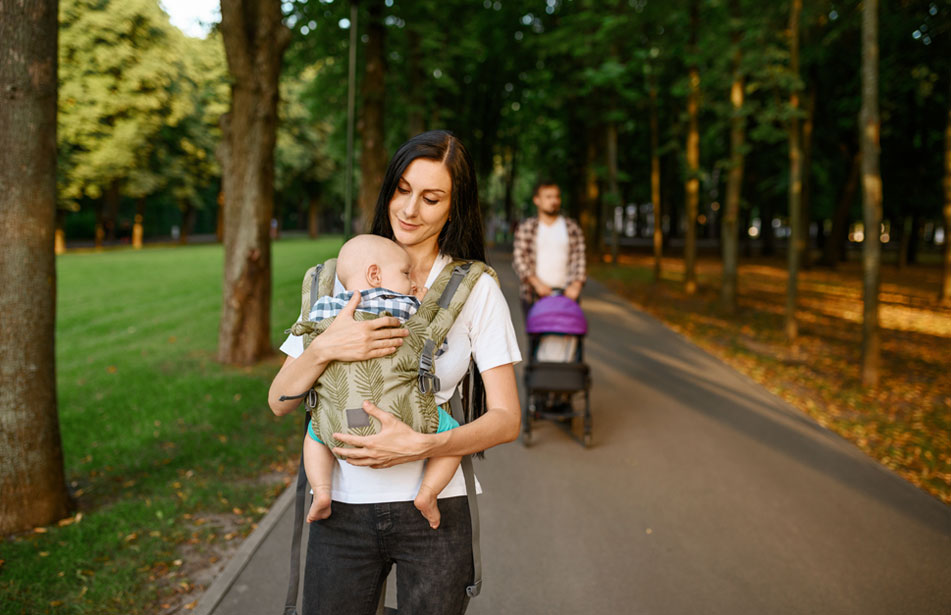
top-left (520, 293), bottom-right (592, 447)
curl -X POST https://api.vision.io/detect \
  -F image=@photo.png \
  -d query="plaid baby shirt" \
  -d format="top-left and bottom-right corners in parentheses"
top-left (308, 288), bottom-right (447, 355)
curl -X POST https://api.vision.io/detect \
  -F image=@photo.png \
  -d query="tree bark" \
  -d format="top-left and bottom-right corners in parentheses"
top-left (721, 0), bottom-right (745, 314)
top-left (822, 150), bottom-right (860, 268)
top-left (217, 0), bottom-right (291, 365)
top-left (785, 0), bottom-right (802, 342)
top-left (132, 197), bottom-right (145, 249)
top-left (860, 0), bottom-right (882, 386)
top-left (940, 105), bottom-right (951, 305)
top-left (649, 76), bottom-right (663, 281)
top-left (180, 202), bottom-right (196, 245)
top-left (308, 193), bottom-right (321, 239)
top-left (684, 0), bottom-right (700, 295)
top-left (606, 123), bottom-right (621, 265)
top-left (356, 0), bottom-right (387, 232)
top-left (800, 77), bottom-right (816, 269)
top-left (0, 0), bottom-right (70, 535)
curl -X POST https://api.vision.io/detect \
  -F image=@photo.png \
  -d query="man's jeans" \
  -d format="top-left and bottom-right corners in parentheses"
top-left (302, 497), bottom-right (473, 615)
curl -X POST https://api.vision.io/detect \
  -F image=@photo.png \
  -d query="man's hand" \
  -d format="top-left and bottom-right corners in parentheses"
top-left (529, 275), bottom-right (552, 297)
top-left (564, 280), bottom-right (583, 301)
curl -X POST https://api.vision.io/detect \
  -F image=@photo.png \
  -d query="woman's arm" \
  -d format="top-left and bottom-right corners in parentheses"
top-left (267, 293), bottom-right (409, 416)
top-left (331, 363), bottom-right (520, 467)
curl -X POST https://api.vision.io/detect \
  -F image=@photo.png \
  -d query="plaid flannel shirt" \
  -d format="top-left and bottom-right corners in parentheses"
top-left (308, 288), bottom-right (446, 355)
top-left (512, 216), bottom-right (587, 303)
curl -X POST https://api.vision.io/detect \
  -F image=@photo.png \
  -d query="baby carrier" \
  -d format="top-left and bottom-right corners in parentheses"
top-left (280, 257), bottom-right (495, 615)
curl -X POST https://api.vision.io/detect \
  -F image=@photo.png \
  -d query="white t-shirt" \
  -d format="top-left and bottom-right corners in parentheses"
top-left (279, 253), bottom-right (521, 503)
top-left (535, 216), bottom-right (570, 289)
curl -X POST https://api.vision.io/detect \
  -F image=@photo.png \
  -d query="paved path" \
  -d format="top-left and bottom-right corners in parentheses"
top-left (197, 250), bottom-right (951, 615)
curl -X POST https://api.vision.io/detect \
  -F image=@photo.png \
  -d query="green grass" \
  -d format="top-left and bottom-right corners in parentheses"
top-left (1, 237), bottom-right (344, 615)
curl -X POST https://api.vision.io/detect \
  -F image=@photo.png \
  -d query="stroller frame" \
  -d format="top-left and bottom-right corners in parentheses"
top-left (520, 326), bottom-right (592, 448)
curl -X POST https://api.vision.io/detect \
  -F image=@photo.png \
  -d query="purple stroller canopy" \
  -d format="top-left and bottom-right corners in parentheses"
top-left (526, 295), bottom-right (588, 335)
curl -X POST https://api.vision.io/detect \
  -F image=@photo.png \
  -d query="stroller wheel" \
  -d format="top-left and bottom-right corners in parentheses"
top-left (520, 430), bottom-right (533, 447)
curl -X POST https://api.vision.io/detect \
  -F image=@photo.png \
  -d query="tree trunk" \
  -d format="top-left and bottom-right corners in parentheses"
top-left (407, 26), bottom-right (425, 137)
top-left (606, 123), bottom-right (621, 265)
top-left (822, 150), bottom-right (860, 268)
top-left (217, 0), bottom-right (290, 365)
top-left (216, 190), bottom-right (224, 243)
top-left (55, 209), bottom-right (66, 255)
top-left (308, 193), bottom-right (321, 239)
top-left (786, 0), bottom-right (803, 342)
top-left (860, 0), bottom-right (882, 387)
top-left (0, 0), bottom-right (70, 535)
top-left (180, 202), bottom-right (196, 245)
top-left (579, 137), bottom-right (601, 249)
top-left (722, 0), bottom-right (745, 314)
top-left (356, 0), bottom-right (387, 232)
top-left (132, 197), bottom-right (145, 249)
top-left (94, 201), bottom-right (105, 249)
top-left (503, 145), bottom-right (518, 229)
top-left (104, 180), bottom-right (121, 242)
top-left (684, 0), bottom-right (700, 295)
top-left (649, 76), bottom-right (663, 281)
top-left (800, 77), bottom-right (816, 269)
top-left (940, 105), bottom-right (951, 305)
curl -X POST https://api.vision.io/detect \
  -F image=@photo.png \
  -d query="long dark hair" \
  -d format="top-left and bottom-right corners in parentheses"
top-left (370, 130), bottom-right (485, 262)
top-left (370, 131), bottom-right (490, 432)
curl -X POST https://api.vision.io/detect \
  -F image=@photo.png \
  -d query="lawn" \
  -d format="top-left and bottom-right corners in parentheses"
top-left (590, 253), bottom-right (951, 505)
top-left (1, 237), bottom-right (343, 615)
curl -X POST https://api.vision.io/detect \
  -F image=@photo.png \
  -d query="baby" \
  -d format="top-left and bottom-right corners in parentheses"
top-left (303, 234), bottom-right (462, 529)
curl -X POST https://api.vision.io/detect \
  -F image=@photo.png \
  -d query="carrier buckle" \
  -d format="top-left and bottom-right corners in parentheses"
top-left (466, 579), bottom-right (482, 597)
top-left (418, 371), bottom-right (440, 394)
top-left (418, 339), bottom-right (439, 394)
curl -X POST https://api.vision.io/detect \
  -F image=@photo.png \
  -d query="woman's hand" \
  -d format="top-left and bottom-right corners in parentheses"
top-left (309, 292), bottom-right (409, 364)
top-left (332, 401), bottom-right (433, 468)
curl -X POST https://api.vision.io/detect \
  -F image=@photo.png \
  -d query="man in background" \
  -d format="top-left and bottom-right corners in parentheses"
top-left (513, 179), bottom-right (586, 316)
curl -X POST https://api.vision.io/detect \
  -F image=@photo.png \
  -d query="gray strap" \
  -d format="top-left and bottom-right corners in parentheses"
top-left (437, 263), bottom-right (472, 309)
top-left (283, 413), bottom-right (311, 615)
top-left (417, 339), bottom-right (440, 393)
top-left (309, 264), bottom-right (322, 314)
top-left (449, 387), bottom-right (482, 598)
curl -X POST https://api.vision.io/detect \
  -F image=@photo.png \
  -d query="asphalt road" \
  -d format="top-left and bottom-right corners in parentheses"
top-left (199, 249), bottom-right (951, 615)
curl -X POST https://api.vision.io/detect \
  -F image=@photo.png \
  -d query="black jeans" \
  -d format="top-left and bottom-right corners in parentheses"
top-left (302, 497), bottom-right (473, 615)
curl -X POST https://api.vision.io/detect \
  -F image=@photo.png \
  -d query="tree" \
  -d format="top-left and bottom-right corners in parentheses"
top-left (356, 0), bottom-right (387, 233)
top-left (860, 0), bottom-right (882, 386)
top-left (684, 0), bottom-right (701, 295)
top-left (217, 0), bottom-right (291, 365)
top-left (0, 0), bottom-right (70, 534)
top-left (721, 0), bottom-right (746, 314)
top-left (786, 0), bottom-right (803, 341)
top-left (943, 103), bottom-right (951, 305)
top-left (57, 0), bottom-right (188, 246)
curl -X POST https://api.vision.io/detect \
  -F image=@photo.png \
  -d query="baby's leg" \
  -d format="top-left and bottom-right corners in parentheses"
top-left (414, 455), bottom-right (462, 530)
top-left (303, 435), bottom-right (334, 522)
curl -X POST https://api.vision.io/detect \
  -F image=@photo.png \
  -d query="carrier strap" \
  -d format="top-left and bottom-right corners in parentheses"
top-left (282, 412), bottom-right (311, 615)
top-left (449, 385), bottom-right (482, 598)
top-left (418, 263), bottom-right (472, 395)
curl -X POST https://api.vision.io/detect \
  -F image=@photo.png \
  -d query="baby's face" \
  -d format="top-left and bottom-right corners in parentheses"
top-left (378, 244), bottom-right (415, 295)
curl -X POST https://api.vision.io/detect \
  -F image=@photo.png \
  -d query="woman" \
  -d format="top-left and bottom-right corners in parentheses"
top-left (268, 130), bottom-right (521, 614)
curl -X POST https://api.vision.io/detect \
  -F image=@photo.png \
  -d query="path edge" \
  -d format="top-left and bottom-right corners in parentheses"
top-left (192, 482), bottom-right (296, 615)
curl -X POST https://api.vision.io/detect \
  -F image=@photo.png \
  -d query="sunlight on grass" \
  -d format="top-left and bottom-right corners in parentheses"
top-left (2, 237), bottom-right (343, 614)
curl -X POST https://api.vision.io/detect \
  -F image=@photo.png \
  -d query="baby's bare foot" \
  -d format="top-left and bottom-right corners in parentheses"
top-left (414, 485), bottom-right (441, 530)
top-left (307, 486), bottom-right (333, 523)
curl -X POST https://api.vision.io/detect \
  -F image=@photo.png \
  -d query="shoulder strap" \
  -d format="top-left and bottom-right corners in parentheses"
top-left (283, 412), bottom-right (311, 615)
top-left (449, 383), bottom-right (482, 598)
top-left (299, 258), bottom-right (338, 322)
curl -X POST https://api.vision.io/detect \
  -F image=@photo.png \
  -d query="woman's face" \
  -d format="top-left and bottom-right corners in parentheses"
top-left (388, 158), bottom-right (452, 254)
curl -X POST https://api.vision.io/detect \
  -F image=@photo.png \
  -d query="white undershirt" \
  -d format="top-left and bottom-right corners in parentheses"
top-left (279, 253), bottom-right (521, 503)
top-left (535, 216), bottom-right (570, 289)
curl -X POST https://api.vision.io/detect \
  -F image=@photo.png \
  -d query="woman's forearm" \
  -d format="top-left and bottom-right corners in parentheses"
top-left (267, 344), bottom-right (329, 416)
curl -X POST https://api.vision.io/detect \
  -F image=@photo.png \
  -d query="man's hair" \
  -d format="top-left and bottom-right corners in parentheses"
top-left (532, 177), bottom-right (559, 197)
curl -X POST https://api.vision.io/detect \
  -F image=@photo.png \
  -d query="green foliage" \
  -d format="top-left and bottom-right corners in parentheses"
top-left (0, 237), bottom-right (342, 613)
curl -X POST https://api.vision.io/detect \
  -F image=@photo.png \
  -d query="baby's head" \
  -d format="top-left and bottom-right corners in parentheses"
top-left (336, 234), bottom-right (415, 295)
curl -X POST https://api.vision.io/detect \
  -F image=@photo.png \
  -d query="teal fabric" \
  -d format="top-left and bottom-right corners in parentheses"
top-left (308, 405), bottom-right (458, 444)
